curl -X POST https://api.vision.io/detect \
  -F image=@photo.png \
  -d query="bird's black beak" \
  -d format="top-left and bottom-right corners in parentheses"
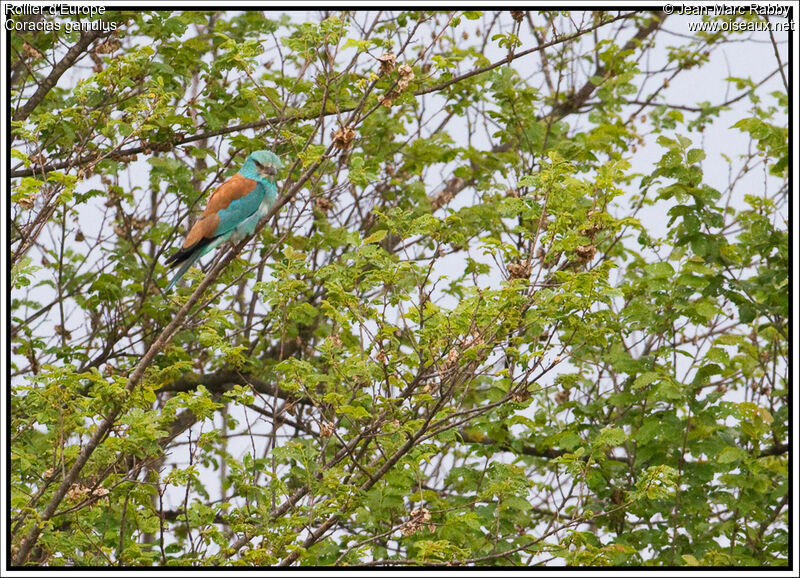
top-left (254, 159), bottom-right (277, 177)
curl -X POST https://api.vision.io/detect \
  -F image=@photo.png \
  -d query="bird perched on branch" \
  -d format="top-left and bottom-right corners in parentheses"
top-left (165, 150), bottom-right (282, 292)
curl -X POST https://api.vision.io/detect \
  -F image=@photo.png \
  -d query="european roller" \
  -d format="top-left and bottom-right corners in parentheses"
top-left (165, 150), bottom-right (282, 292)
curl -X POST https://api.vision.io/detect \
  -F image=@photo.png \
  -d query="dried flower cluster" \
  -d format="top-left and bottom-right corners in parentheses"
top-left (22, 42), bottom-right (42, 59)
top-left (377, 52), bottom-right (396, 76)
top-left (319, 422), bottom-right (335, 438)
top-left (66, 484), bottom-right (109, 504)
top-left (18, 195), bottom-right (35, 210)
top-left (315, 196), bottom-right (333, 214)
top-left (554, 389), bottom-right (570, 405)
top-left (95, 38), bottom-right (121, 54)
top-left (332, 125), bottom-right (356, 150)
top-left (461, 331), bottom-right (484, 349)
top-left (402, 507), bottom-right (432, 536)
top-left (507, 260), bottom-right (532, 280)
top-left (575, 244), bottom-right (597, 264)
top-left (378, 63), bottom-right (415, 108)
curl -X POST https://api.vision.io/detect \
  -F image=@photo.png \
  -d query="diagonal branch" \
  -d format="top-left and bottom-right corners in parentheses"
top-left (414, 10), bottom-right (639, 97)
top-left (426, 11), bottom-right (668, 217)
top-left (12, 28), bottom-right (113, 123)
top-left (551, 11), bottom-right (667, 117)
top-left (10, 11), bottom-right (650, 179)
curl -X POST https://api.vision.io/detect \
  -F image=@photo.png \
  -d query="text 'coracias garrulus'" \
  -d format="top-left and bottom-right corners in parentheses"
top-left (165, 150), bottom-right (282, 292)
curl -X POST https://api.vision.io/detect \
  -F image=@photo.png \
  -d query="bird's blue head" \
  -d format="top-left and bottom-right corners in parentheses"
top-left (239, 150), bottom-right (282, 183)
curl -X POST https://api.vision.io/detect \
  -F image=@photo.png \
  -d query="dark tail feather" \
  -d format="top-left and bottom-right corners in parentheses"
top-left (165, 237), bottom-right (215, 269)
top-left (164, 237), bottom-right (216, 292)
top-left (165, 256), bottom-right (199, 293)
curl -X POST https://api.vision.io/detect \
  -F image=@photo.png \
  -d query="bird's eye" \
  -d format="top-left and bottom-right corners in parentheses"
top-left (254, 160), bottom-right (264, 169)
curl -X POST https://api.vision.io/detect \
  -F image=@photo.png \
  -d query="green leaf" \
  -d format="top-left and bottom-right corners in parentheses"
top-left (718, 446), bottom-right (747, 464)
top-left (633, 372), bottom-right (659, 390)
top-left (363, 229), bottom-right (387, 245)
top-left (338, 404), bottom-right (371, 420)
top-left (682, 554), bottom-right (701, 566)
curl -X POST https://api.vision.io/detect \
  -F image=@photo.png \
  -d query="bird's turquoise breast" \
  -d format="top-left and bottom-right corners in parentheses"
top-left (257, 182), bottom-right (278, 217)
top-left (214, 182), bottom-right (266, 236)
